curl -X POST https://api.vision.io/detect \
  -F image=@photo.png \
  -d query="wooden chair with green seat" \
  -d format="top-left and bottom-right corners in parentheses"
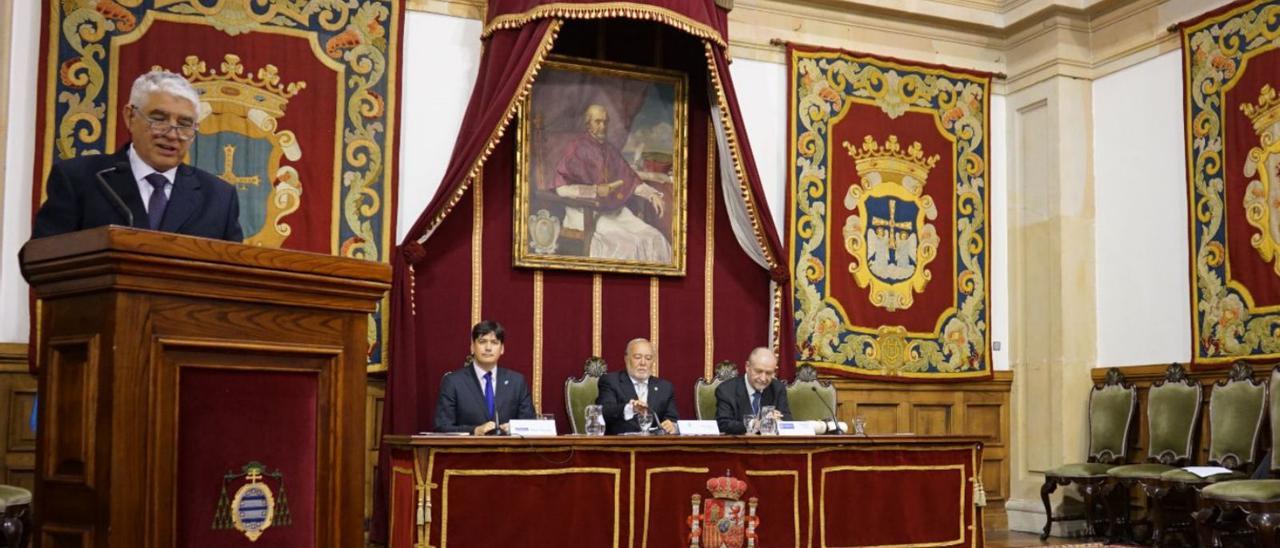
top-left (1105, 363), bottom-right (1203, 542)
top-left (695, 360), bottom-right (739, 421)
top-left (786, 364), bottom-right (843, 431)
top-left (1040, 367), bottom-right (1138, 540)
top-left (565, 356), bottom-right (608, 434)
top-left (1144, 361), bottom-right (1266, 546)
top-left (0, 484), bottom-right (30, 548)
top-left (1194, 363), bottom-right (1280, 547)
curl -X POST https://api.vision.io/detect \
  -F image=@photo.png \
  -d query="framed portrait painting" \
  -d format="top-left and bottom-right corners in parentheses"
top-left (514, 55), bottom-right (688, 276)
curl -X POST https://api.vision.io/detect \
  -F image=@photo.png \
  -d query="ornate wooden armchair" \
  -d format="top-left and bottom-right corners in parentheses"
top-left (565, 356), bottom-right (609, 434)
top-left (1194, 364), bottom-right (1280, 547)
top-left (1144, 362), bottom-right (1266, 546)
top-left (695, 361), bottom-right (739, 421)
top-left (1040, 368), bottom-right (1137, 540)
top-left (1105, 363), bottom-right (1203, 541)
top-left (786, 364), bottom-right (842, 430)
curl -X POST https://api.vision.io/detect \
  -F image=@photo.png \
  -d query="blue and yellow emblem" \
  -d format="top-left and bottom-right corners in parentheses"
top-left (213, 461), bottom-right (291, 542)
top-left (841, 135), bottom-right (941, 312)
top-left (173, 54), bottom-right (306, 248)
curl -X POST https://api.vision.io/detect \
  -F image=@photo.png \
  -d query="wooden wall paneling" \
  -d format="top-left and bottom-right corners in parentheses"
top-left (0, 344), bottom-right (37, 492)
top-left (366, 376), bottom-right (385, 532)
top-left (830, 371), bottom-right (1013, 511)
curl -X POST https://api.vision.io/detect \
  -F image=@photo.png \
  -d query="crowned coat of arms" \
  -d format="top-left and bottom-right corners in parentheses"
top-left (1242, 84), bottom-right (1280, 278)
top-left (688, 474), bottom-right (759, 548)
top-left (841, 135), bottom-right (941, 312)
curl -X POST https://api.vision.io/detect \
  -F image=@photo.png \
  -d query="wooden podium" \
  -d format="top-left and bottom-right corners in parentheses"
top-left (20, 227), bottom-right (391, 547)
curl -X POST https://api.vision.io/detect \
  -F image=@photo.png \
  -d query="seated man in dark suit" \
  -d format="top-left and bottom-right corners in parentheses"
top-left (32, 71), bottom-right (242, 241)
top-left (596, 338), bottom-right (678, 434)
top-left (434, 320), bottom-right (536, 435)
top-left (715, 347), bottom-right (792, 435)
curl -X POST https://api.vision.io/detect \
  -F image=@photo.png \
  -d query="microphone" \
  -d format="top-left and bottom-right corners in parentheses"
top-left (485, 408), bottom-right (505, 436)
top-left (95, 163), bottom-right (134, 228)
top-left (811, 386), bottom-right (842, 435)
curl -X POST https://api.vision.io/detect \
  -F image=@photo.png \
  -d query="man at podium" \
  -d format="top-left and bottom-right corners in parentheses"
top-left (434, 321), bottom-right (536, 435)
top-left (32, 71), bottom-right (243, 241)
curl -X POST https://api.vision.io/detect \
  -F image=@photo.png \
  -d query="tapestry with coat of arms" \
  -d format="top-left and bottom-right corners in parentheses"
top-left (786, 45), bottom-right (992, 381)
top-left (1182, 0), bottom-right (1280, 367)
top-left (33, 0), bottom-right (401, 369)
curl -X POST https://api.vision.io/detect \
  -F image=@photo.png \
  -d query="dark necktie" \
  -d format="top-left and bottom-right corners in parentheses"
top-left (751, 391), bottom-right (761, 416)
top-left (483, 371), bottom-right (495, 421)
top-left (144, 173), bottom-right (169, 230)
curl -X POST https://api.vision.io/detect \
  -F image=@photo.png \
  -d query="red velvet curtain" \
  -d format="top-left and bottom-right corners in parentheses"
top-left (376, 2), bottom-right (790, 540)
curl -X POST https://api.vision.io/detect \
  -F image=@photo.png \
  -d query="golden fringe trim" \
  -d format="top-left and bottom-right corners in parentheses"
top-left (703, 119), bottom-right (716, 380)
top-left (483, 3), bottom-right (726, 49)
top-left (702, 41), bottom-right (781, 273)
top-left (771, 282), bottom-right (782, 351)
top-left (421, 19), bottom-right (565, 238)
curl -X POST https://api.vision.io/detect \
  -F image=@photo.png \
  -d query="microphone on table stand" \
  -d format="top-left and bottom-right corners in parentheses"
top-left (96, 163), bottom-right (135, 228)
top-left (486, 408), bottom-right (507, 436)
top-left (812, 386), bottom-right (842, 435)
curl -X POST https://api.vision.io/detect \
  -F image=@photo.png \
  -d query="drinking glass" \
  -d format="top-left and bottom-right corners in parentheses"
top-left (636, 408), bottom-right (654, 435)
top-left (853, 416), bottom-right (868, 436)
top-left (584, 404), bottom-right (606, 436)
top-left (742, 414), bottom-right (759, 435)
top-left (759, 405), bottom-right (779, 435)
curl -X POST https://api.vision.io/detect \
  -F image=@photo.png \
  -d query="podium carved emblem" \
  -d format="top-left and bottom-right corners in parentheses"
top-left (688, 473), bottom-right (759, 548)
top-left (213, 461), bottom-right (292, 541)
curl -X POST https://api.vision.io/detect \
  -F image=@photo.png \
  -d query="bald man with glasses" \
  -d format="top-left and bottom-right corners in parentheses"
top-left (32, 71), bottom-right (242, 241)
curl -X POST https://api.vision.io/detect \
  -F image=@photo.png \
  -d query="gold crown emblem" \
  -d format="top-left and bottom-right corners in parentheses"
top-left (166, 54), bottom-right (306, 118)
top-left (843, 135), bottom-right (940, 183)
top-left (1242, 84), bottom-right (1280, 136)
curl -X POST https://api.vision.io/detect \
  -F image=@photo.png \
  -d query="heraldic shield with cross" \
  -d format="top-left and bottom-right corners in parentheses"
top-left (789, 45), bottom-right (992, 380)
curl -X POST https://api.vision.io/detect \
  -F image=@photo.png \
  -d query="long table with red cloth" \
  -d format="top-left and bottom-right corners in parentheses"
top-left (384, 434), bottom-right (985, 547)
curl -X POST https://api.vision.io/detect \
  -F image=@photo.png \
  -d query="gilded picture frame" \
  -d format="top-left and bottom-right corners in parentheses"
top-left (514, 55), bottom-right (688, 276)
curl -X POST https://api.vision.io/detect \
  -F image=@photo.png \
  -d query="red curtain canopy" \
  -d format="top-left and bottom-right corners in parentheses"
top-left (376, 0), bottom-right (790, 540)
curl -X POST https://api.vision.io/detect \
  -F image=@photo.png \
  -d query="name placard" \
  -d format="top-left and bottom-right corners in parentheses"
top-left (509, 419), bottom-right (557, 437)
top-left (677, 420), bottom-right (721, 436)
top-left (777, 421), bottom-right (817, 436)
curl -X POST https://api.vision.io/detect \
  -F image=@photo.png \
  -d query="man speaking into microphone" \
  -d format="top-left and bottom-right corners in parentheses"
top-left (32, 71), bottom-right (242, 241)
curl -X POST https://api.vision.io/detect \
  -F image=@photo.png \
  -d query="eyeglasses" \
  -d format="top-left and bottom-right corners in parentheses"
top-left (131, 108), bottom-right (198, 141)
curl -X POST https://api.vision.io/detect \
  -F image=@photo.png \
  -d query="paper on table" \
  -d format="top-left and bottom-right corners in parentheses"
top-left (1181, 466), bottom-right (1234, 478)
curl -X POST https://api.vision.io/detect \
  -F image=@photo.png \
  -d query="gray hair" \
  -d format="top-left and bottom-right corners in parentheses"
top-left (624, 338), bottom-right (652, 356)
top-left (129, 71), bottom-right (200, 111)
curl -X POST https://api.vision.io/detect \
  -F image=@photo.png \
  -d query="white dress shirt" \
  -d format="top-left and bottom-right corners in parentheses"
top-left (623, 375), bottom-right (650, 420)
top-left (127, 145), bottom-right (176, 213)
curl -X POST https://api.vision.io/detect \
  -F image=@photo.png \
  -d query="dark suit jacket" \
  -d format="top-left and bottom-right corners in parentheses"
top-left (595, 370), bottom-right (678, 434)
top-left (434, 365), bottom-right (536, 433)
top-left (715, 376), bottom-right (792, 435)
top-left (32, 145), bottom-right (243, 241)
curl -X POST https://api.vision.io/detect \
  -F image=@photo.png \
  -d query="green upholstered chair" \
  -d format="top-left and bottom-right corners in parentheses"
top-left (1040, 368), bottom-right (1137, 540)
top-left (0, 484), bottom-right (31, 548)
top-left (1144, 362), bottom-right (1266, 546)
top-left (786, 364), bottom-right (840, 425)
top-left (1105, 363), bottom-right (1202, 541)
top-left (695, 361), bottom-right (738, 421)
top-left (565, 356), bottom-right (608, 434)
top-left (1195, 364), bottom-right (1280, 547)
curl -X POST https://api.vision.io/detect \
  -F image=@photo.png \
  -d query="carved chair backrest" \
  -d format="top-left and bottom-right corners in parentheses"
top-left (1087, 368), bottom-right (1138, 464)
top-left (1145, 363), bottom-right (1203, 465)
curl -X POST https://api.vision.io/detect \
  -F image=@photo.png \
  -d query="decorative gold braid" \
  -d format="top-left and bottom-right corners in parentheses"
top-left (420, 19), bottom-right (565, 240)
top-left (471, 172), bottom-right (484, 327)
top-left (408, 265), bottom-right (416, 315)
top-left (650, 276), bottom-right (660, 377)
top-left (533, 270), bottom-right (545, 414)
top-left (704, 118), bottom-right (716, 380)
top-left (483, 3), bottom-right (726, 48)
top-left (702, 42), bottom-right (780, 273)
top-left (772, 282), bottom-right (782, 351)
top-left (593, 273), bottom-right (603, 356)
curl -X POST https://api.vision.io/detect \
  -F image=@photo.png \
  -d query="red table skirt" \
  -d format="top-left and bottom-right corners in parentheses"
top-left (386, 435), bottom-right (984, 547)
